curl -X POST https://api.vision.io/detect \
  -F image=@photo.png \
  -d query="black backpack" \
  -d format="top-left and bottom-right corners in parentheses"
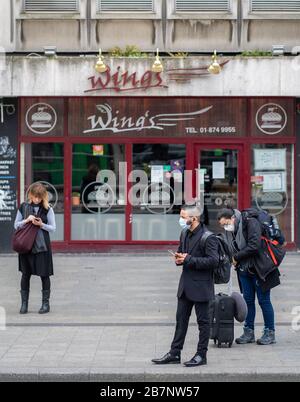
top-left (200, 231), bottom-right (232, 285)
top-left (242, 208), bottom-right (286, 268)
top-left (242, 208), bottom-right (285, 245)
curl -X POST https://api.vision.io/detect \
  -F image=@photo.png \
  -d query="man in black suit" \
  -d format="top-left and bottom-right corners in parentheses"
top-left (152, 205), bottom-right (219, 367)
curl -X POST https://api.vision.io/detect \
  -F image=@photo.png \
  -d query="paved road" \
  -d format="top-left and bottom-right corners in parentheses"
top-left (0, 253), bottom-right (299, 382)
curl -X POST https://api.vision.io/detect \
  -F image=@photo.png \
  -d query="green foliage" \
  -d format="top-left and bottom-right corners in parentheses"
top-left (168, 52), bottom-right (189, 58)
top-left (109, 45), bottom-right (148, 58)
top-left (240, 50), bottom-right (273, 57)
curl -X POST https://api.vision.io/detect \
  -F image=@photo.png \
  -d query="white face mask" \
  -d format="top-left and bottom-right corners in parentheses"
top-left (224, 224), bottom-right (235, 232)
top-left (179, 217), bottom-right (191, 230)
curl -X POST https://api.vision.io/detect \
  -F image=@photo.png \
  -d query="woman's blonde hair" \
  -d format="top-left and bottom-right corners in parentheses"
top-left (27, 182), bottom-right (50, 210)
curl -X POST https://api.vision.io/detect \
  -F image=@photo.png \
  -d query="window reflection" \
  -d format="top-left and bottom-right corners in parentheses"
top-left (71, 144), bottom-right (125, 240)
top-left (24, 143), bottom-right (64, 241)
top-left (132, 144), bottom-right (186, 241)
top-left (251, 144), bottom-right (294, 243)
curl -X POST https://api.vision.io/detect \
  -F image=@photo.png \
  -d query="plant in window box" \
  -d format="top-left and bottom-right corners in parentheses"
top-left (109, 45), bottom-right (148, 58)
top-left (72, 192), bottom-right (81, 206)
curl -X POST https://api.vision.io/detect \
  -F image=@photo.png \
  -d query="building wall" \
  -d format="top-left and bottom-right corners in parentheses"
top-left (0, 0), bottom-right (14, 52)
top-left (1, 0), bottom-right (300, 53)
top-left (1, 56), bottom-right (300, 97)
top-left (297, 100), bottom-right (300, 249)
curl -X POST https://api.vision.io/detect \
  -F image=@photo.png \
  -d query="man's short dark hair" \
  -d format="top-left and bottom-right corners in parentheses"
top-left (181, 204), bottom-right (202, 222)
top-left (217, 208), bottom-right (235, 221)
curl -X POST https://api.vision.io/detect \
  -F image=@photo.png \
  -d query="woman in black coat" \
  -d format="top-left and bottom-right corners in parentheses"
top-left (14, 182), bottom-right (56, 314)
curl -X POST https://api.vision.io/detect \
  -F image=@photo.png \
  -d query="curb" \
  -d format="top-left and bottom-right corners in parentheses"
top-left (1, 368), bottom-right (300, 382)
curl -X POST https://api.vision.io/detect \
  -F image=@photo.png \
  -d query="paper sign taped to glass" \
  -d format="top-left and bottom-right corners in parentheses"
top-left (254, 149), bottom-right (286, 171)
top-left (256, 172), bottom-right (287, 193)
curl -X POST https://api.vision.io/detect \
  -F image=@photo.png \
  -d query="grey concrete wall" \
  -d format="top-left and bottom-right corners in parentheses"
top-left (1, 0), bottom-right (300, 53)
top-left (297, 100), bottom-right (300, 249)
top-left (1, 56), bottom-right (300, 97)
top-left (0, 0), bottom-right (14, 52)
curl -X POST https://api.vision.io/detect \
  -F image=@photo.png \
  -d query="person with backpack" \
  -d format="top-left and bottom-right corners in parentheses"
top-left (152, 205), bottom-right (219, 367)
top-left (14, 182), bottom-right (56, 315)
top-left (217, 208), bottom-right (280, 346)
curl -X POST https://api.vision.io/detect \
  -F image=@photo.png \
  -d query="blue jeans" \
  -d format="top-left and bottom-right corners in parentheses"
top-left (239, 273), bottom-right (275, 331)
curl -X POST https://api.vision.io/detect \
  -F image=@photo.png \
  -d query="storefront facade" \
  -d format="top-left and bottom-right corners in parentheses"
top-left (15, 96), bottom-right (296, 251)
top-left (0, 57), bottom-right (299, 252)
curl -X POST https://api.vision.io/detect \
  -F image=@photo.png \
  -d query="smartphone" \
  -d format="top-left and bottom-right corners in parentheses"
top-left (167, 250), bottom-right (176, 257)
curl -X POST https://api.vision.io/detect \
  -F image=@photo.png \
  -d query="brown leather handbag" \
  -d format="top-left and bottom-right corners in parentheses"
top-left (12, 222), bottom-right (40, 254)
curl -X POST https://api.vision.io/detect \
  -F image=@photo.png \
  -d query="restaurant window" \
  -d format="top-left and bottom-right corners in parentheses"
top-left (21, 143), bottom-right (64, 241)
top-left (71, 144), bottom-right (126, 241)
top-left (132, 144), bottom-right (186, 241)
top-left (251, 144), bottom-right (295, 243)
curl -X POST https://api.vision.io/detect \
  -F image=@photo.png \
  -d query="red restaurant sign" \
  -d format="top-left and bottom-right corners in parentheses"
top-left (85, 67), bottom-right (167, 93)
top-left (84, 61), bottom-right (231, 93)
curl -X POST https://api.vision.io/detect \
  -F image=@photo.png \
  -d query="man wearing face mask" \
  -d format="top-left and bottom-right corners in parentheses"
top-left (152, 205), bottom-right (219, 367)
top-left (218, 208), bottom-right (277, 346)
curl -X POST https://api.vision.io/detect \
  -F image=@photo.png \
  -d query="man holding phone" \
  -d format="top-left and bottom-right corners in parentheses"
top-left (152, 205), bottom-right (219, 367)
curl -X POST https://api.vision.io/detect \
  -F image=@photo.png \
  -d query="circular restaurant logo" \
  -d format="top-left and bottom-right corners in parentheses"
top-left (82, 182), bottom-right (115, 214)
top-left (25, 103), bottom-right (57, 135)
top-left (256, 103), bottom-right (287, 135)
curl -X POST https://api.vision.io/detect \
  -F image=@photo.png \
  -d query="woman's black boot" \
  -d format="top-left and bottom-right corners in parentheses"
top-left (39, 290), bottom-right (50, 314)
top-left (20, 290), bottom-right (29, 314)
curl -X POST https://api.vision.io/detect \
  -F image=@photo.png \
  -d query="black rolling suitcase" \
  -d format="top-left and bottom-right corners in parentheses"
top-left (210, 293), bottom-right (235, 348)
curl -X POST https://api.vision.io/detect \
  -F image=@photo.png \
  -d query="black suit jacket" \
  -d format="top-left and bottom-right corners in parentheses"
top-left (176, 225), bottom-right (219, 303)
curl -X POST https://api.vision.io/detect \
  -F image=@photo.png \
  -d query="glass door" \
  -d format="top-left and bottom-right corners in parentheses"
top-left (197, 146), bottom-right (242, 233)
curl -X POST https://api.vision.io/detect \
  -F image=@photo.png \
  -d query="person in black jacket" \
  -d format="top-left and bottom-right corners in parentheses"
top-left (152, 205), bottom-right (219, 367)
top-left (218, 208), bottom-right (277, 346)
top-left (14, 183), bottom-right (56, 315)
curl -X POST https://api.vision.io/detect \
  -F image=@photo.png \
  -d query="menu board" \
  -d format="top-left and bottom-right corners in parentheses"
top-left (0, 98), bottom-right (18, 253)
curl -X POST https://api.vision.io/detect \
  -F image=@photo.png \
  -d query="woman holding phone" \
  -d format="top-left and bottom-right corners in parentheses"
top-left (14, 182), bottom-right (56, 315)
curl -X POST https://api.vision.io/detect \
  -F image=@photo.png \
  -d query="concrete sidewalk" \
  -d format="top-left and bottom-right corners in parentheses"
top-left (0, 254), bottom-right (300, 382)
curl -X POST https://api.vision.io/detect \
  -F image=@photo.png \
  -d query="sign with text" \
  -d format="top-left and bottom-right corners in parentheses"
top-left (20, 97), bottom-right (295, 139)
top-left (68, 98), bottom-right (247, 138)
top-left (0, 98), bottom-right (18, 253)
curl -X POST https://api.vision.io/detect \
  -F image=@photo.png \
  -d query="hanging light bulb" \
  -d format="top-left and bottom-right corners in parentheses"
top-left (95, 49), bottom-right (108, 73)
top-left (208, 50), bottom-right (222, 75)
top-left (151, 48), bottom-right (164, 73)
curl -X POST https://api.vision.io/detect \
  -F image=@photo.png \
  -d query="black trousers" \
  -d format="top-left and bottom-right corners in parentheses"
top-left (170, 294), bottom-right (210, 358)
top-left (21, 274), bottom-right (50, 292)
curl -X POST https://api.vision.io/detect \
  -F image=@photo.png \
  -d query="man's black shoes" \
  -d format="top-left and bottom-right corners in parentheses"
top-left (183, 354), bottom-right (207, 367)
top-left (151, 352), bottom-right (181, 365)
top-left (152, 352), bottom-right (207, 367)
